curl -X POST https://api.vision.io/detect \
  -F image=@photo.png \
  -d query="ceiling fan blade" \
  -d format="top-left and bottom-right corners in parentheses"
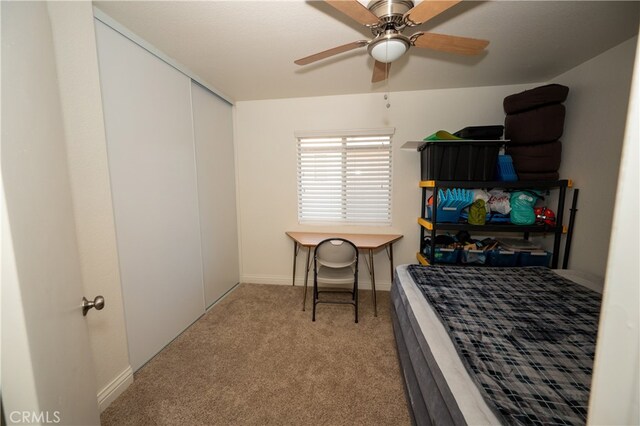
top-left (404, 1), bottom-right (461, 26)
top-left (294, 40), bottom-right (369, 66)
top-left (325, 0), bottom-right (380, 26)
top-left (372, 61), bottom-right (391, 83)
top-left (412, 32), bottom-right (489, 55)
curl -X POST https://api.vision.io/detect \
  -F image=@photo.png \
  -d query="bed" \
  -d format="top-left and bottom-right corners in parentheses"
top-left (391, 264), bottom-right (603, 426)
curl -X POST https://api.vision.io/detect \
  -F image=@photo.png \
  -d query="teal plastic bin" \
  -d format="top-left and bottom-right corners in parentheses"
top-left (486, 250), bottom-right (518, 266)
top-left (423, 245), bottom-right (460, 264)
top-left (427, 188), bottom-right (473, 223)
top-left (427, 205), bottom-right (462, 223)
top-left (517, 251), bottom-right (551, 267)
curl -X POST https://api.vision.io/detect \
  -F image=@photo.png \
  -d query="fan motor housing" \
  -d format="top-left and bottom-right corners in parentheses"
top-left (368, 0), bottom-right (414, 33)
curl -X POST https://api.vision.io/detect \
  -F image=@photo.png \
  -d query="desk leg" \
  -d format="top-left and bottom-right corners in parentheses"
top-left (387, 244), bottom-right (394, 285)
top-left (369, 249), bottom-right (377, 317)
top-left (292, 241), bottom-right (298, 286)
top-left (302, 247), bottom-right (311, 311)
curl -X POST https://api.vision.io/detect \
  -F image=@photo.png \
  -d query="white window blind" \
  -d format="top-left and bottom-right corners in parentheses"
top-left (296, 129), bottom-right (393, 224)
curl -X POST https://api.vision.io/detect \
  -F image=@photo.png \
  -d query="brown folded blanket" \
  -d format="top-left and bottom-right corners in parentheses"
top-left (506, 141), bottom-right (562, 173)
top-left (505, 104), bottom-right (565, 144)
top-left (503, 84), bottom-right (569, 114)
top-left (517, 171), bottom-right (560, 181)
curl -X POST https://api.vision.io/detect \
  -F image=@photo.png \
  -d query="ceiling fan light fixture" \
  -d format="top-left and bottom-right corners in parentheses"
top-left (295, 0), bottom-right (488, 83)
top-left (368, 36), bottom-right (409, 63)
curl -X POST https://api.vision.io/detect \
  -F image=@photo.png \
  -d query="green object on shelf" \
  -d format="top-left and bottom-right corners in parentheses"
top-left (468, 199), bottom-right (486, 225)
top-left (423, 130), bottom-right (462, 141)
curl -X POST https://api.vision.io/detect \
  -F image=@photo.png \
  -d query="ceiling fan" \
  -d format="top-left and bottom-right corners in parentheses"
top-left (294, 0), bottom-right (489, 83)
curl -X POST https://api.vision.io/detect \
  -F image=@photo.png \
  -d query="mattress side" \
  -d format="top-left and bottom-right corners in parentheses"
top-left (395, 264), bottom-right (501, 425)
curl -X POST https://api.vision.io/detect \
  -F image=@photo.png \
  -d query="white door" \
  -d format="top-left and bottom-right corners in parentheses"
top-left (1, 2), bottom-right (100, 424)
top-left (191, 82), bottom-right (240, 307)
top-left (95, 20), bottom-right (205, 371)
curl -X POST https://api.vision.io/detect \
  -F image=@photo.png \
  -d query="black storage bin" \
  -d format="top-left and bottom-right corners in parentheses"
top-left (453, 125), bottom-right (504, 140)
top-left (419, 140), bottom-right (504, 181)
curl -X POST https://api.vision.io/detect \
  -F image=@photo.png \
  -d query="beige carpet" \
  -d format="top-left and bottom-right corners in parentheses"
top-left (101, 283), bottom-right (411, 425)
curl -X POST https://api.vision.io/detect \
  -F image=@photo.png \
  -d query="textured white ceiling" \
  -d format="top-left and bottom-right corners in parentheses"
top-left (93, 1), bottom-right (640, 102)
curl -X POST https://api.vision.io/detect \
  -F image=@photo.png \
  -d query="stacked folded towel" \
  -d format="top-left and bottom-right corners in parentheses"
top-left (503, 84), bottom-right (569, 180)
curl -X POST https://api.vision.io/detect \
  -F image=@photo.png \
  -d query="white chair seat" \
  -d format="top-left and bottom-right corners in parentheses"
top-left (317, 258), bottom-right (356, 269)
top-left (317, 265), bottom-right (356, 285)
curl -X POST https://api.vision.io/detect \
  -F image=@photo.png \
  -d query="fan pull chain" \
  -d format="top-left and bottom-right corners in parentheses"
top-left (385, 69), bottom-right (390, 109)
top-left (384, 44), bottom-right (391, 109)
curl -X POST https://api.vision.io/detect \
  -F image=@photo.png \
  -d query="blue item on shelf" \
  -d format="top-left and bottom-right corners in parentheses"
top-left (428, 188), bottom-right (473, 223)
top-left (459, 211), bottom-right (511, 223)
top-left (428, 205), bottom-right (462, 223)
top-left (486, 250), bottom-right (518, 266)
top-left (488, 213), bottom-right (512, 223)
top-left (496, 155), bottom-right (518, 181)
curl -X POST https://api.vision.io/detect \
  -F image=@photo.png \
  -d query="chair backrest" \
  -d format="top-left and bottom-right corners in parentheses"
top-left (314, 238), bottom-right (358, 269)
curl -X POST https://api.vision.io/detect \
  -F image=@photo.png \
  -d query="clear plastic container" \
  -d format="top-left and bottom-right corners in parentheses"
top-left (423, 245), bottom-right (460, 264)
top-left (461, 249), bottom-right (487, 265)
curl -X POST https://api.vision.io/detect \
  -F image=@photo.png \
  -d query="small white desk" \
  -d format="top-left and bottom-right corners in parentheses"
top-left (286, 231), bottom-right (403, 316)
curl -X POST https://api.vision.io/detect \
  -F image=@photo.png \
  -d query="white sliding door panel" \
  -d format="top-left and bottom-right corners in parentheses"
top-left (191, 82), bottom-right (240, 307)
top-left (95, 21), bottom-right (205, 371)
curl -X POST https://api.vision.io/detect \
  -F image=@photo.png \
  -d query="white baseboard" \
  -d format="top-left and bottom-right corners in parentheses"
top-left (97, 365), bottom-right (134, 412)
top-left (241, 274), bottom-right (392, 291)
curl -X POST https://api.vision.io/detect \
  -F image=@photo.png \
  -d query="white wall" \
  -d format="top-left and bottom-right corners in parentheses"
top-left (553, 36), bottom-right (638, 278)
top-left (46, 2), bottom-right (132, 408)
top-left (235, 35), bottom-right (638, 288)
top-left (588, 32), bottom-right (639, 425)
top-left (1, 181), bottom-right (41, 425)
top-left (1, 2), bottom-right (101, 422)
top-left (235, 84), bottom-right (534, 288)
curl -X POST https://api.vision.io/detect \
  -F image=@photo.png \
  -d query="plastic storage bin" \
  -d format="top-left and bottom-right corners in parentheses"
top-left (517, 251), bottom-right (552, 267)
top-left (486, 250), bottom-right (518, 266)
top-left (461, 249), bottom-right (487, 265)
top-left (496, 238), bottom-right (542, 251)
top-left (453, 125), bottom-right (504, 140)
top-left (427, 188), bottom-right (473, 223)
top-left (419, 140), bottom-right (503, 181)
top-left (423, 244), bottom-right (460, 264)
top-left (427, 206), bottom-right (462, 223)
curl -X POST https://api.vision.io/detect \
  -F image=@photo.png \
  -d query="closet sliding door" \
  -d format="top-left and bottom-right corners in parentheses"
top-left (191, 83), bottom-right (239, 307)
top-left (95, 20), bottom-right (205, 371)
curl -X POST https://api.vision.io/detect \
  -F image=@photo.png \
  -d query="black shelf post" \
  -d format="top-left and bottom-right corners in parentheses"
top-left (430, 183), bottom-right (438, 264)
top-left (551, 184), bottom-right (567, 268)
top-left (420, 186), bottom-right (426, 258)
top-left (562, 189), bottom-right (579, 269)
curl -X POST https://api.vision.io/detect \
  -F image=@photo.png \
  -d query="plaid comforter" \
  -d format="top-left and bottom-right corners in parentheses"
top-left (407, 265), bottom-right (601, 425)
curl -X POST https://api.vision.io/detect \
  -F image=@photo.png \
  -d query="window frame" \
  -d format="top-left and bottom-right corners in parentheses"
top-left (295, 128), bottom-right (394, 226)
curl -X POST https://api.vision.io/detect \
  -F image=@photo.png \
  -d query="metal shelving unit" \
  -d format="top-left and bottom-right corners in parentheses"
top-left (418, 179), bottom-right (573, 268)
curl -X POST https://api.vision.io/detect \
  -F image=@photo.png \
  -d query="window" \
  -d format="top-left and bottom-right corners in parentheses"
top-left (296, 128), bottom-right (393, 225)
